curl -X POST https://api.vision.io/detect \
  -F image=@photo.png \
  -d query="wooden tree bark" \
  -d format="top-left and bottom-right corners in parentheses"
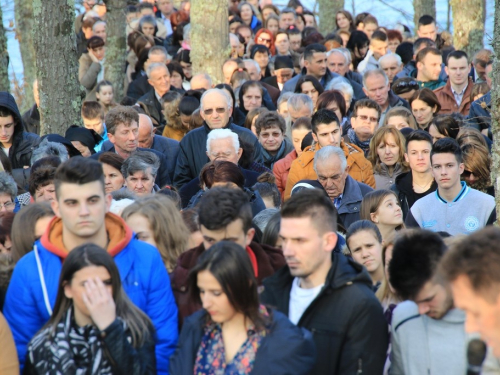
top-left (190, 0), bottom-right (229, 84)
top-left (413, 0), bottom-right (436, 32)
top-left (491, 0), bottom-right (500, 223)
top-left (0, 2), bottom-right (10, 92)
top-left (103, 0), bottom-right (127, 101)
top-left (318, 0), bottom-right (345, 36)
top-left (33, 0), bottom-right (83, 135)
top-left (14, 0), bottom-right (36, 111)
top-left (450, 0), bottom-right (484, 57)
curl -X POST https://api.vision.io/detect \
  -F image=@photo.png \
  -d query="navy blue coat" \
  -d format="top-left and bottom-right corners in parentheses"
top-left (170, 309), bottom-right (316, 375)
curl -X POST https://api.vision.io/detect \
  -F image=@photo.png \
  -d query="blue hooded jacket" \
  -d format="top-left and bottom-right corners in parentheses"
top-left (3, 213), bottom-right (178, 374)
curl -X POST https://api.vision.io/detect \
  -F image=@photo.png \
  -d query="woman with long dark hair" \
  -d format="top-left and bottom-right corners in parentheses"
top-left (25, 244), bottom-right (156, 374)
top-left (170, 241), bottom-right (316, 374)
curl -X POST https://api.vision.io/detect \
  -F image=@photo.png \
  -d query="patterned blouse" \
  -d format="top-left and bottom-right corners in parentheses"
top-left (193, 308), bottom-right (268, 375)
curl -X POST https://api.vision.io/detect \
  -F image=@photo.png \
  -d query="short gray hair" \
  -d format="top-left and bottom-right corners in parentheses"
top-left (337, 47), bottom-right (352, 64)
top-left (253, 208), bottom-right (280, 233)
top-left (146, 62), bottom-right (168, 79)
top-left (31, 139), bottom-right (69, 165)
top-left (121, 151), bottom-right (160, 178)
top-left (277, 91), bottom-right (293, 108)
top-left (326, 49), bottom-right (347, 64)
top-left (281, 7), bottom-right (296, 16)
top-left (288, 93), bottom-right (313, 113)
top-left (139, 15), bottom-right (157, 29)
top-left (206, 129), bottom-right (240, 154)
top-left (326, 77), bottom-right (354, 101)
top-left (313, 146), bottom-right (347, 174)
top-left (379, 53), bottom-right (402, 67)
top-left (0, 172), bottom-right (17, 200)
top-left (149, 46), bottom-right (168, 59)
top-left (363, 68), bottom-right (389, 88)
top-left (200, 88), bottom-right (232, 110)
top-left (243, 59), bottom-right (261, 74)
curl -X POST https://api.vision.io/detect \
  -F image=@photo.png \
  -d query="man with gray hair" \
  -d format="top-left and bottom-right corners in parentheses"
top-left (122, 150), bottom-right (160, 197)
top-left (242, 59), bottom-right (279, 107)
top-left (362, 69), bottom-right (409, 125)
top-left (190, 73), bottom-right (213, 91)
top-left (0, 171), bottom-right (17, 213)
top-left (379, 53), bottom-right (403, 84)
top-left (279, 7), bottom-right (296, 29)
top-left (178, 128), bottom-right (262, 207)
top-left (292, 145), bottom-right (373, 228)
top-left (326, 49), bottom-right (366, 100)
top-left (174, 88), bottom-right (262, 188)
top-left (137, 62), bottom-right (171, 129)
top-left (286, 94), bottom-right (313, 138)
top-left (127, 46), bottom-right (172, 100)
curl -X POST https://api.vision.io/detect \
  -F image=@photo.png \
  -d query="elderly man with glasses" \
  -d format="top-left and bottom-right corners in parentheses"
top-left (345, 99), bottom-right (382, 157)
top-left (173, 88), bottom-right (263, 188)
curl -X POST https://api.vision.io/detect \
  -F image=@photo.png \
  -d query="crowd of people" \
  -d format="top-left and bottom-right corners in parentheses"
top-left (0, 0), bottom-right (500, 374)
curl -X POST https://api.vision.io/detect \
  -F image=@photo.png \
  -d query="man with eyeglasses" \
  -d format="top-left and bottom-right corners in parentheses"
top-left (178, 128), bottom-right (262, 207)
top-left (173, 88), bottom-right (262, 188)
top-left (362, 69), bottom-right (410, 126)
top-left (0, 172), bottom-right (17, 213)
top-left (392, 78), bottom-right (420, 101)
top-left (346, 99), bottom-right (381, 157)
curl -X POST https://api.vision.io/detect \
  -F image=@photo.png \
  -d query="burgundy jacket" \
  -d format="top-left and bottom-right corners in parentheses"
top-left (170, 241), bottom-right (286, 326)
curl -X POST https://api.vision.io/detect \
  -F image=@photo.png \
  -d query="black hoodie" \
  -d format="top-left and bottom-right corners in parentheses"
top-left (391, 171), bottom-right (437, 221)
top-left (261, 248), bottom-right (388, 374)
top-left (0, 92), bottom-right (40, 170)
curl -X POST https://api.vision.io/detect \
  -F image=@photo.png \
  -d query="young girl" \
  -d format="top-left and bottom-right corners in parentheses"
top-left (170, 241), bottom-right (316, 374)
top-left (346, 220), bottom-right (385, 289)
top-left (96, 80), bottom-right (118, 115)
top-left (360, 190), bottom-right (404, 242)
top-left (25, 244), bottom-right (156, 374)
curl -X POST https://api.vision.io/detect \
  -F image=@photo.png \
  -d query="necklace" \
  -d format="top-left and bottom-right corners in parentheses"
top-left (413, 179), bottom-right (433, 190)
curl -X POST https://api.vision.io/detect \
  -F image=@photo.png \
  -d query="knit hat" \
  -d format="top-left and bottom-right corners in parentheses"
top-left (274, 55), bottom-right (294, 70)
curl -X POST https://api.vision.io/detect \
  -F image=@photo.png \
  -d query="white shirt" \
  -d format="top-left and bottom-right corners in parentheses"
top-left (289, 277), bottom-right (324, 324)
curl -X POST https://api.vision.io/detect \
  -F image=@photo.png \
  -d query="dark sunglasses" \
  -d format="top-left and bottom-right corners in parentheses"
top-left (462, 170), bottom-right (474, 178)
top-left (203, 107), bottom-right (227, 116)
top-left (394, 80), bottom-right (419, 90)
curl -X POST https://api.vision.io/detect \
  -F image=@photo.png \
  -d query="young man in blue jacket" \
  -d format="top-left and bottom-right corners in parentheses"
top-left (3, 157), bottom-right (178, 374)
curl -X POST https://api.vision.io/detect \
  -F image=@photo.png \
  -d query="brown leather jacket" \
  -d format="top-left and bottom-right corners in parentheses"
top-left (433, 77), bottom-right (474, 116)
top-left (284, 140), bottom-right (375, 200)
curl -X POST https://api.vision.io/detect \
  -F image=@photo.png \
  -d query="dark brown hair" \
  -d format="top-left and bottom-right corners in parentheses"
top-left (254, 111), bottom-right (286, 135)
top-left (315, 90), bottom-right (347, 117)
top-left (409, 88), bottom-right (441, 114)
top-left (200, 160), bottom-right (245, 189)
top-left (81, 101), bottom-right (104, 120)
top-left (98, 152), bottom-right (125, 173)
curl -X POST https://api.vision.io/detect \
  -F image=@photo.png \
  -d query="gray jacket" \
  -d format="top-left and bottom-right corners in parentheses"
top-left (374, 163), bottom-right (405, 190)
top-left (78, 53), bottom-right (101, 101)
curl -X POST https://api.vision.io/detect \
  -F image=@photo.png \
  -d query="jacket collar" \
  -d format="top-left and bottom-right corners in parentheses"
top-left (41, 212), bottom-right (133, 259)
top-left (337, 175), bottom-right (364, 214)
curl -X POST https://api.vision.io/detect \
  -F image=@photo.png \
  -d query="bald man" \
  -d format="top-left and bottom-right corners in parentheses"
top-left (190, 73), bottom-right (212, 91)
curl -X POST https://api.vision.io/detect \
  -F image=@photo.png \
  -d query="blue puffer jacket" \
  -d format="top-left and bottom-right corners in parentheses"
top-left (3, 213), bottom-right (178, 374)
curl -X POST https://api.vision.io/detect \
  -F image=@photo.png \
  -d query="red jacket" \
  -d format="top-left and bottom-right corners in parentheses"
top-left (433, 77), bottom-right (474, 116)
top-left (170, 241), bottom-right (285, 326)
top-left (273, 150), bottom-right (298, 199)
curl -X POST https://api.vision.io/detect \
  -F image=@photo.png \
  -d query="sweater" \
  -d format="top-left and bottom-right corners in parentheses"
top-left (406, 182), bottom-right (495, 235)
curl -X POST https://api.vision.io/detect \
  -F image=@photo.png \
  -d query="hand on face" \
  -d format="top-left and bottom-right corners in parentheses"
top-left (82, 277), bottom-right (116, 331)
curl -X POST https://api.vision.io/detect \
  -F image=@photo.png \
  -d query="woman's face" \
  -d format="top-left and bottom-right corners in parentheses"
top-left (275, 33), bottom-right (290, 55)
top-left (240, 4), bottom-right (253, 23)
top-left (197, 270), bottom-right (239, 324)
top-left (411, 99), bottom-right (435, 128)
top-left (376, 133), bottom-right (400, 167)
top-left (71, 141), bottom-right (92, 157)
top-left (340, 32), bottom-right (349, 47)
top-left (64, 266), bottom-right (113, 326)
top-left (300, 81), bottom-right (319, 107)
top-left (386, 115), bottom-right (411, 130)
top-left (142, 22), bottom-right (156, 36)
top-left (102, 163), bottom-right (124, 193)
top-left (267, 19), bottom-right (279, 36)
top-left (229, 21), bottom-right (241, 34)
top-left (388, 39), bottom-right (400, 54)
top-left (371, 194), bottom-right (403, 228)
top-left (180, 61), bottom-right (193, 79)
top-left (291, 128), bottom-right (309, 155)
top-left (325, 100), bottom-right (343, 122)
top-left (125, 213), bottom-right (157, 248)
top-left (295, 15), bottom-right (305, 31)
top-left (170, 71), bottom-right (183, 89)
top-left (253, 51), bottom-right (269, 70)
top-left (91, 46), bottom-right (106, 61)
top-left (256, 32), bottom-right (272, 49)
top-left (336, 13), bottom-right (350, 29)
top-left (355, 43), bottom-right (368, 59)
top-left (429, 124), bottom-right (446, 144)
top-left (96, 85), bottom-right (113, 105)
top-left (262, 8), bottom-right (276, 21)
top-left (347, 230), bottom-right (383, 275)
top-left (243, 86), bottom-right (262, 111)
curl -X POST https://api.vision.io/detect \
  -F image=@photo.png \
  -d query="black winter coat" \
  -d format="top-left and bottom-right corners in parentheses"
top-left (173, 121), bottom-right (263, 188)
top-left (261, 251), bottom-right (388, 375)
top-left (170, 309), bottom-right (316, 375)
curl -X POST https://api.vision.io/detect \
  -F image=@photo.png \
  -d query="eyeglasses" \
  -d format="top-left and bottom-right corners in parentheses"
top-left (356, 115), bottom-right (379, 123)
top-left (0, 201), bottom-right (14, 210)
top-left (393, 80), bottom-right (419, 90)
top-left (257, 37), bottom-right (271, 43)
top-left (203, 107), bottom-right (227, 116)
top-left (462, 170), bottom-right (475, 178)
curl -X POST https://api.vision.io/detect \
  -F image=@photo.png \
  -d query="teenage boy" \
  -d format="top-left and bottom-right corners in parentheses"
top-left (3, 157), bottom-right (178, 374)
top-left (406, 138), bottom-right (495, 235)
top-left (81, 101), bottom-right (108, 152)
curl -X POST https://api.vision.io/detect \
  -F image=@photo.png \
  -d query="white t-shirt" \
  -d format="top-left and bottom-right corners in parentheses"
top-left (1, 147), bottom-right (9, 156)
top-left (289, 277), bottom-right (324, 325)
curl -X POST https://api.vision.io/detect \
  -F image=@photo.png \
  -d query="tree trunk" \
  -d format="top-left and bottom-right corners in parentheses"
top-left (33, 0), bottom-right (83, 135)
top-left (0, 2), bottom-right (9, 92)
top-left (318, 0), bottom-right (345, 36)
top-left (450, 0), bottom-right (484, 57)
top-left (491, 0), bottom-right (500, 223)
top-left (103, 0), bottom-right (127, 101)
top-left (14, 0), bottom-right (36, 112)
top-left (413, 0), bottom-right (436, 32)
top-left (190, 0), bottom-right (229, 84)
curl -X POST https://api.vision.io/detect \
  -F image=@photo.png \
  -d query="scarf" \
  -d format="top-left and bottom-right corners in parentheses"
top-left (261, 140), bottom-right (287, 170)
top-left (347, 128), bottom-right (371, 153)
top-left (27, 307), bottom-right (121, 375)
